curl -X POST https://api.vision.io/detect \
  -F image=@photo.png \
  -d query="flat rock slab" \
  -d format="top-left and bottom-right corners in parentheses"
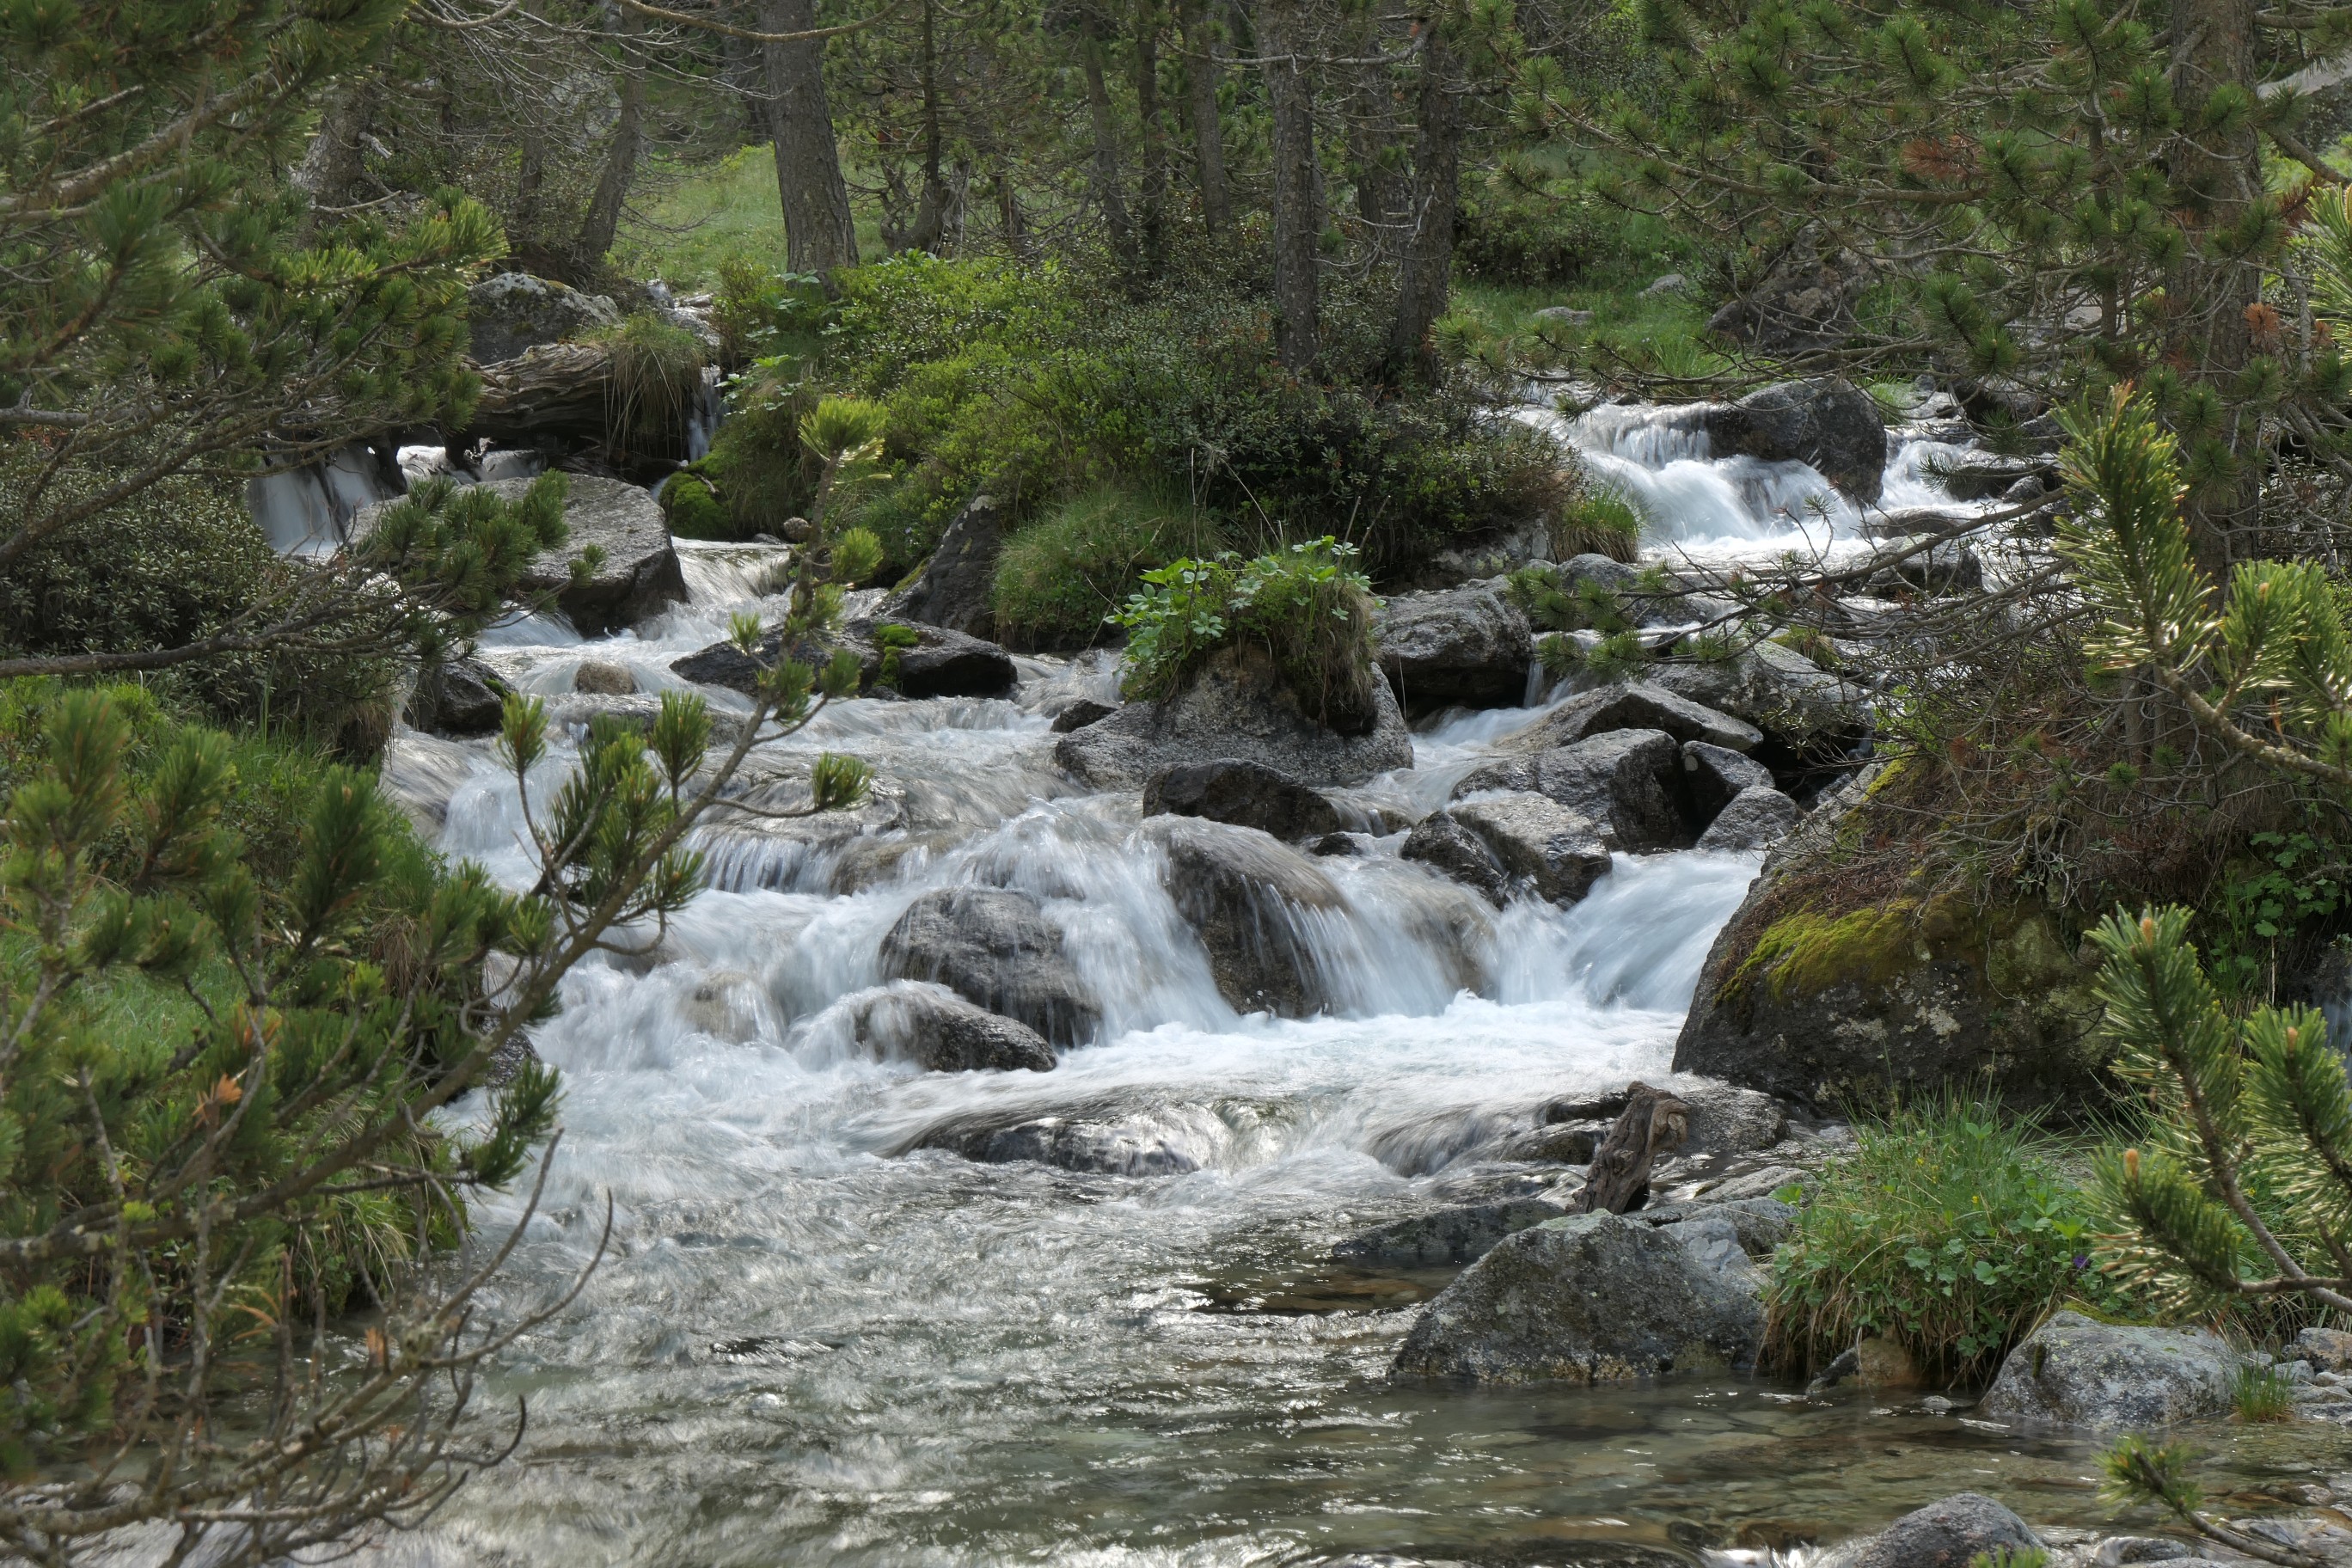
top-left (1445, 792), bottom-right (1614, 904)
top-left (1501, 682), bottom-right (1762, 755)
top-left (1978, 1309), bottom-right (2240, 1429)
top-left (1391, 1210), bottom-right (1763, 1384)
top-left (1459, 726), bottom-right (1687, 851)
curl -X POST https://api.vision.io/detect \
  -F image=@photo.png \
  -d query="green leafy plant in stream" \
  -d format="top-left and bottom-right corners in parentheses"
top-left (1111, 539), bottom-right (1381, 730)
top-left (1763, 1094), bottom-right (2131, 1383)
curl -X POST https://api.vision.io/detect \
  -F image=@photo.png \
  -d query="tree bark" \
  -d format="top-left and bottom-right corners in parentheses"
top-left (1135, 0), bottom-right (1170, 267)
top-left (1256, 0), bottom-right (1320, 371)
top-left (573, 9), bottom-right (648, 272)
top-left (1079, 13), bottom-right (1134, 253)
top-left (1176, 0), bottom-right (1231, 230)
top-left (1567, 1083), bottom-right (1689, 1216)
top-left (761, 0), bottom-right (861, 275)
top-left (903, 0), bottom-right (952, 254)
top-left (292, 70), bottom-right (382, 244)
top-left (1387, 16), bottom-right (1463, 383)
top-left (2167, 0), bottom-right (2266, 573)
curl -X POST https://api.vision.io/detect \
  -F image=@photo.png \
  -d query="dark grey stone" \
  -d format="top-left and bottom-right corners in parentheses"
top-left (1702, 377), bottom-right (1889, 504)
top-left (1845, 1493), bottom-right (2041, 1568)
top-left (466, 272), bottom-right (622, 364)
top-left (1460, 727), bottom-right (1687, 851)
top-left (1696, 785), bottom-right (1801, 852)
top-left (879, 888), bottom-right (1099, 1046)
top-left (1401, 812), bottom-right (1511, 906)
top-left (1683, 740), bottom-right (1774, 822)
top-left (1149, 817), bottom-right (1343, 1017)
top-left (1375, 579), bottom-right (1533, 714)
top-left (1501, 682), bottom-right (1762, 754)
top-left (849, 983), bottom-right (1056, 1072)
top-left (1050, 697), bottom-right (1117, 732)
top-left (1445, 791), bottom-right (1614, 904)
top-left (1332, 1197), bottom-right (1569, 1269)
top-left (895, 491), bottom-right (1007, 639)
top-left (407, 657), bottom-right (508, 736)
top-left (1144, 758), bottom-right (1343, 842)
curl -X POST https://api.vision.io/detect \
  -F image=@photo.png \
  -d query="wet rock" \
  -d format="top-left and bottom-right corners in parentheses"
top-left (1680, 1083), bottom-right (1789, 1155)
top-left (847, 983), bottom-right (1057, 1073)
top-left (1332, 1196), bottom-right (1571, 1269)
top-left (1500, 682), bottom-right (1762, 755)
top-left (1841, 1493), bottom-right (2042, 1568)
top-left (1498, 1119), bottom-right (1611, 1164)
top-left (1978, 1310), bottom-right (2239, 1430)
top-left (497, 475), bottom-right (687, 634)
top-left (921, 1112), bottom-right (1204, 1174)
top-left (1050, 697), bottom-right (1117, 733)
top-left (573, 658), bottom-right (638, 695)
top-left (879, 887), bottom-right (1100, 1046)
top-left (466, 272), bottom-right (622, 364)
top-left (405, 657), bottom-right (509, 737)
top-left (672, 618), bottom-right (1017, 701)
top-left (1149, 817), bottom-right (1344, 1017)
top-left (1645, 640), bottom-right (1870, 766)
top-left (681, 971), bottom-right (768, 1042)
top-left (1375, 579), bottom-right (1533, 714)
top-left (1695, 785), bottom-right (1801, 852)
top-left (1673, 769), bottom-right (2106, 1107)
top-left (1056, 642), bottom-right (1414, 791)
top-left (1144, 758), bottom-right (1343, 843)
top-left (1445, 793), bottom-right (1614, 905)
top-left (1400, 812), bottom-right (1511, 906)
top-left (1700, 377), bottom-right (1889, 505)
top-left (893, 491), bottom-right (1007, 639)
top-left (1458, 727), bottom-right (1687, 851)
top-left (379, 733), bottom-right (484, 836)
top-left (1391, 1210), bottom-right (1764, 1383)
top-left (1312, 830), bottom-right (1377, 857)
top-left (1682, 740), bottom-right (1774, 822)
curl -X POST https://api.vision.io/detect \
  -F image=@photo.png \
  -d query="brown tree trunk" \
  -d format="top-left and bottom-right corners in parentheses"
top-left (903, 0), bottom-right (952, 254)
top-left (1387, 19), bottom-right (1463, 383)
top-left (1257, 0), bottom-right (1320, 371)
top-left (573, 9), bottom-right (648, 272)
top-left (2167, 0), bottom-right (2265, 573)
top-left (1136, 0), bottom-right (1170, 266)
top-left (292, 70), bottom-right (382, 243)
top-left (1176, 0), bottom-right (1231, 230)
top-left (1079, 14), bottom-right (1134, 253)
top-left (1567, 1083), bottom-right (1689, 1216)
top-left (762, 0), bottom-right (861, 274)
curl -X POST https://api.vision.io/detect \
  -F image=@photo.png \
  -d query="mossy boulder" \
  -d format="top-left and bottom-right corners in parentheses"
top-left (1671, 776), bottom-right (2107, 1109)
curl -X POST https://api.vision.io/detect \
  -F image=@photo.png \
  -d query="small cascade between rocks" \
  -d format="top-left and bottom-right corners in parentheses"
top-left (364, 395), bottom-right (2278, 1568)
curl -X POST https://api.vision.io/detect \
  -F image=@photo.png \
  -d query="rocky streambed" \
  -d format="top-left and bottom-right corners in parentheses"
top-left (355, 383), bottom-right (2352, 1566)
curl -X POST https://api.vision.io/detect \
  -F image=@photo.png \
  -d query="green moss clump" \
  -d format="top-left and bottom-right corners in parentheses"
top-left (702, 374), bottom-right (819, 536)
top-left (992, 487), bottom-right (1227, 649)
top-left (1726, 898), bottom-right (1932, 1010)
top-left (661, 469), bottom-right (732, 540)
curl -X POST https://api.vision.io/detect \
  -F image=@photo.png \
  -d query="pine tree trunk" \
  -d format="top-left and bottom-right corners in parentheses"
top-left (1387, 20), bottom-right (1461, 382)
top-left (1347, 54), bottom-right (1403, 259)
top-left (1257, 0), bottom-right (1320, 371)
top-left (2168, 0), bottom-right (2265, 573)
top-left (292, 70), bottom-right (381, 243)
top-left (1136, 0), bottom-right (1170, 267)
top-left (573, 9), bottom-right (647, 273)
top-left (904, 0), bottom-right (952, 254)
top-left (761, 0), bottom-right (860, 275)
top-left (1176, 0), bottom-right (1232, 230)
top-left (1080, 15), bottom-right (1135, 252)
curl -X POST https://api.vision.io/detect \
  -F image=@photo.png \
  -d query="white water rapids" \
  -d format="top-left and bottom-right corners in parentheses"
top-left (381, 408), bottom-right (2177, 1565)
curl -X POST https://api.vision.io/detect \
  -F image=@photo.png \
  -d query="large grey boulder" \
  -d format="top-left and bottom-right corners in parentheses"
top-left (1456, 727), bottom-right (1687, 851)
top-left (879, 887), bottom-right (1100, 1046)
top-left (1390, 1210), bottom-right (1764, 1383)
top-left (1978, 1310), bottom-right (2240, 1430)
top-left (1646, 641), bottom-right (1869, 763)
top-left (1696, 785), bottom-right (1801, 852)
top-left (498, 475), bottom-right (686, 634)
top-left (845, 983), bottom-right (1056, 1073)
top-left (1144, 759), bottom-right (1342, 843)
top-left (1057, 645), bottom-right (1414, 791)
top-left (405, 657), bottom-right (509, 737)
top-left (1333, 1196), bottom-right (1570, 1269)
top-left (1400, 812), bottom-right (1512, 907)
top-left (1148, 817), bottom-right (1344, 1017)
top-left (1375, 579), bottom-right (1533, 714)
top-left (1501, 683), bottom-right (1761, 755)
top-left (1841, 1494), bottom-right (2042, 1568)
top-left (1444, 793), bottom-right (1614, 905)
top-left (1701, 378), bottom-right (1889, 505)
top-left (893, 491), bottom-right (1007, 640)
top-left (1683, 740), bottom-right (1774, 822)
top-left (466, 272), bottom-right (622, 365)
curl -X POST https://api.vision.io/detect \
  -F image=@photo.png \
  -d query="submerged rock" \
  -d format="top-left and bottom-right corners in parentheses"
top-left (1457, 727), bottom-right (1688, 851)
top-left (1400, 812), bottom-right (1512, 906)
top-left (1695, 785), bottom-right (1800, 852)
top-left (1839, 1492), bottom-right (2042, 1568)
top-left (1443, 792), bottom-right (1614, 904)
top-left (1148, 817), bottom-right (1343, 1017)
top-left (1375, 579), bottom-right (1533, 714)
top-left (1390, 1210), bottom-right (1764, 1383)
top-left (1056, 643), bottom-right (1414, 791)
top-left (845, 982), bottom-right (1057, 1073)
top-left (1144, 758), bottom-right (1343, 842)
top-left (1978, 1310), bottom-right (2239, 1430)
top-left (1332, 1196), bottom-right (1569, 1269)
top-left (573, 658), bottom-right (638, 695)
top-left (879, 887), bottom-right (1100, 1045)
top-left (892, 491), bottom-right (1007, 640)
top-left (913, 1110), bottom-right (1206, 1174)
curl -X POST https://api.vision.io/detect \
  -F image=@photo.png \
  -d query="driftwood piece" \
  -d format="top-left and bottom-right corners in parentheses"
top-left (1567, 1081), bottom-right (1690, 1215)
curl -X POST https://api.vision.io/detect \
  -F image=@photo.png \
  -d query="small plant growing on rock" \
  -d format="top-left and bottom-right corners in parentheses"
top-left (2232, 1362), bottom-right (2297, 1424)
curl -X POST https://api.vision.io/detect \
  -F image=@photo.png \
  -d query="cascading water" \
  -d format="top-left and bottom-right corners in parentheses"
top-left (389, 428), bottom-right (2309, 1567)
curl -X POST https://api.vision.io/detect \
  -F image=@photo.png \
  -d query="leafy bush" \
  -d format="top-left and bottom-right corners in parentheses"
top-left (1455, 175), bottom-right (1621, 286)
top-left (1110, 539), bottom-right (1379, 729)
top-left (992, 486), bottom-right (1228, 649)
top-left (1764, 1095), bottom-right (2133, 1383)
top-left (702, 371), bottom-right (821, 536)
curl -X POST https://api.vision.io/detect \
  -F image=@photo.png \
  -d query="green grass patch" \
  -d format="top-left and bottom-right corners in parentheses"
top-left (992, 486), bottom-right (1228, 650)
top-left (612, 147), bottom-right (893, 289)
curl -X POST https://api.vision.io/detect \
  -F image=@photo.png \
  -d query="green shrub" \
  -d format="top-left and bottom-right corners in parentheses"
top-left (2232, 1362), bottom-right (2297, 1423)
top-left (710, 254), bottom-right (828, 369)
top-left (703, 371), bottom-right (821, 536)
top-left (992, 486), bottom-right (1228, 649)
top-left (661, 468), bottom-right (734, 540)
top-left (1455, 175), bottom-right (1620, 286)
top-left (1553, 482), bottom-right (1644, 562)
top-left (1110, 538), bottom-right (1379, 729)
top-left (597, 310), bottom-right (708, 458)
top-left (1764, 1095), bottom-right (2137, 1384)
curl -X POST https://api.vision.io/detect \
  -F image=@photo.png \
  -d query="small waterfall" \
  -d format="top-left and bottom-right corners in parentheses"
top-left (245, 438), bottom-right (404, 554)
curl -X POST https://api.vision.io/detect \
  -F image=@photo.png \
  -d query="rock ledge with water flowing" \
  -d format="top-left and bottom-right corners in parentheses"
top-left (1375, 579), bottom-right (1533, 715)
top-left (1148, 816), bottom-right (1346, 1017)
